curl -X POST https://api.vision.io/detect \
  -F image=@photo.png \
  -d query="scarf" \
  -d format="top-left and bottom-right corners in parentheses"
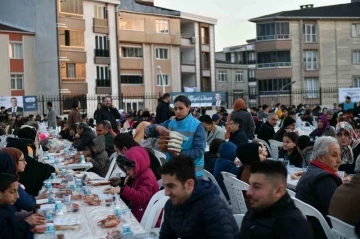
top-left (316, 115), bottom-right (329, 137)
top-left (336, 122), bottom-right (359, 164)
top-left (311, 160), bottom-right (340, 179)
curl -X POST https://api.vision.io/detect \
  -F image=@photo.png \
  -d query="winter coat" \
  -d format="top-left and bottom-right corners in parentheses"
top-left (239, 193), bottom-right (313, 239)
top-left (0, 206), bottom-right (31, 239)
top-left (9, 184), bottom-right (36, 214)
top-left (121, 146), bottom-right (159, 222)
top-left (207, 124), bottom-right (225, 145)
top-left (278, 148), bottom-right (303, 168)
top-left (296, 164), bottom-right (342, 239)
top-left (159, 179), bottom-right (239, 239)
top-left (309, 126), bottom-right (336, 139)
top-left (155, 101), bottom-right (172, 124)
top-left (257, 121), bottom-right (275, 145)
top-left (213, 142), bottom-right (238, 200)
top-left (229, 129), bottom-right (248, 147)
top-left (96, 106), bottom-right (121, 132)
top-left (231, 110), bottom-right (255, 139)
top-left (89, 135), bottom-right (110, 178)
top-left (67, 109), bottom-right (81, 128)
top-left (204, 152), bottom-right (218, 174)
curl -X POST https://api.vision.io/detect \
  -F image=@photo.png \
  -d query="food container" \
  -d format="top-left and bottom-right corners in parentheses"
top-left (44, 180), bottom-right (52, 190)
top-left (61, 169), bottom-right (67, 177)
top-left (50, 173), bottom-right (56, 180)
top-left (48, 190), bottom-right (56, 204)
top-left (114, 206), bottom-right (123, 218)
top-left (45, 223), bottom-right (56, 234)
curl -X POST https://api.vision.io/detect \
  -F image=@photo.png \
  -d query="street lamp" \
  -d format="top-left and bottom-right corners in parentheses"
top-left (271, 81), bottom-right (296, 107)
top-left (157, 65), bottom-right (166, 94)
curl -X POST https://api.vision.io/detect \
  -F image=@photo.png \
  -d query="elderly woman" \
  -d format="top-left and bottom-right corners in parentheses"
top-left (336, 122), bottom-right (360, 174)
top-left (309, 115), bottom-right (336, 139)
top-left (296, 137), bottom-right (342, 239)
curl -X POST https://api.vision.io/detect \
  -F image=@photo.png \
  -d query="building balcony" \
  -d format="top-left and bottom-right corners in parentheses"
top-left (255, 68), bottom-right (292, 80)
top-left (94, 49), bottom-right (110, 64)
top-left (257, 62), bottom-right (291, 69)
top-left (256, 34), bottom-right (291, 42)
top-left (248, 77), bottom-right (256, 82)
top-left (181, 37), bottom-right (196, 47)
top-left (249, 94), bottom-right (257, 100)
top-left (93, 18), bottom-right (109, 34)
top-left (239, 60), bottom-right (257, 65)
top-left (255, 39), bottom-right (292, 52)
top-left (202, 61), bottom-right (210, 70)
top-left (60, 49), bottom-right (86, 63)
top-left (181, 61), bottom-right (196, 73)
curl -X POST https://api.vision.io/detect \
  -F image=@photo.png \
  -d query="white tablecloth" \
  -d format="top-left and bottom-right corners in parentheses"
top-left (55, 162), bottom-right (93, 171)
top-left (286, 167), bottom-right (303, 191)
top-left (35, 185), bottom-right (146, 239)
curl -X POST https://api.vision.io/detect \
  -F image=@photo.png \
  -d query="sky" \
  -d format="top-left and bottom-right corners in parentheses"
top-left (155, 0), bottom-right (348, 51)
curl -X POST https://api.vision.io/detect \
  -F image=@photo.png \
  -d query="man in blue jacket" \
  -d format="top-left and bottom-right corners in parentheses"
top-left (159, 155), bottom-right (239, 239)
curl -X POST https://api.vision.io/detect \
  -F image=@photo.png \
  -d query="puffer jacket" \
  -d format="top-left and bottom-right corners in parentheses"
top-left (159, 179), bottom-right (239, 239)
top-left (121, 146), bottom-right (159, 222)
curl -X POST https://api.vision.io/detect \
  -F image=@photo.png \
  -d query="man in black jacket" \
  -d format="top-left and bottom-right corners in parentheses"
top-left (96, 96), bottom-right (121, 133)
top-left (155, 93), bottom-right (172, 124)
top-left (228, 117), bottom-right (248, 147)
top-left (239, 160), bottom-right (313, 239)
top-left (159, 155), bottom-right (239, 239)
top-left (257, 113), bottom-right (278, 145)
top-left (73, 123), bottom-right (96, 151)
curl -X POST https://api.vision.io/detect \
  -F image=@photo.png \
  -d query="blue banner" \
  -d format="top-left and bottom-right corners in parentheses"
top-left (23, 96), bottom-right (38, 111)
top-left (170, 92), bottom-right (226, 107)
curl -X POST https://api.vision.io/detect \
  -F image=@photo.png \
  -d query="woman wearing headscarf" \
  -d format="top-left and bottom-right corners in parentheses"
top-left (0, 149), bottom-right (46, 214)
top-left (309, 115), bottom-right (336, 139)
top-left (15, 127), bottom-right (37, 159)
top-left (273, 116), bottom-right (296, 142)
top-left (336, 122), bottom-right (360, 174)
top-left (226, 98), bottom-right (255, 140)
top-left (6, 139), bottom-right (56, 196)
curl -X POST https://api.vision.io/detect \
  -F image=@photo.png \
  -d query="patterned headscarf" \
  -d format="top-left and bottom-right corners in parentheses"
top-left (336, 121), bottom-right (360, 164)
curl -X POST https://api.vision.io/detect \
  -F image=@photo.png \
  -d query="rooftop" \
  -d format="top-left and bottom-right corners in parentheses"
top-left (250, 2), bottom-right (360, 22)
top-left (119, 0), bottom-right (180, 17)
top-left (0, 23), bottom-right (33, 34)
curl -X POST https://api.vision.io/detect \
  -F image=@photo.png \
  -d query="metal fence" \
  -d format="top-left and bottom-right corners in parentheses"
top-left (21, 87), bottom-right (346, 118)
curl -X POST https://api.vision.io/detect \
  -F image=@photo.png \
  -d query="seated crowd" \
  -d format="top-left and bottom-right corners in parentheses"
top-left (1, 95), bottom-right (360, 239)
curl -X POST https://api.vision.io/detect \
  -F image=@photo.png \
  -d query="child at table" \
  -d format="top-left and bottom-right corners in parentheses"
top-left (279, 132), bottom-right (303, 168)
top-left (0, 173), bottom-right (46, 239)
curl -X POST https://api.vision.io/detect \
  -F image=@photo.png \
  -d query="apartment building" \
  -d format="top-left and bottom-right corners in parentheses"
top-left (215, 60), bottom-right (248, 96)
top-left (180, 13), bottom-right (217, 92)
top-left (0, 24), bottom-right (36, 96)
top-left (216, 41), bottom-right (257, 106)
top-left (250, 1), bottom-right (360, 106)
top-left (58, 0), bottom-right (119, 96)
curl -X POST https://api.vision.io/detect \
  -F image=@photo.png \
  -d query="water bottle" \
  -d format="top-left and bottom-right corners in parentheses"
top-left (80, 155), bottom-right (85, 164)
top-left (121, 224), bottom-right (133, 238)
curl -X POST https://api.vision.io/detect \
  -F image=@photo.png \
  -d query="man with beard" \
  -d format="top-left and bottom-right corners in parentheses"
top-left (96, 96), bottom-right (121, 133)
top-left (239, 160), bottom-right (313, 239)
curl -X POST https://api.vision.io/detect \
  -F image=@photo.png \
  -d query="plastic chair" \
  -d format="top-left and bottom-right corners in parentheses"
top-left (104, 152), bottom-right (118, 180)
top-left (153, 149), bottom-right (166, 166)
top-left (292, 197), bottom-right (335, 239)
top-left (328, 216), bottom-right (357, 239)
top-left (233, 214), bottom-right (245, 229)
top-left (268, 139), bottom-right (282, 160)
top-left (143, 196), bottom-right (169, 231)
top-left (287, 189), bottom-right (296, 197)
top-left (255, 139), bottom-right (273, 159)
top-left (140, 190), bottom-right (166, 229)
top-left (203, 170), bottom-right (230, 207)
top-left (221, 172), bottom-right (248, 214)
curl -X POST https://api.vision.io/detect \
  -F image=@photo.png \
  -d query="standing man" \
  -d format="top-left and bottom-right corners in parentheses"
top-left (155, 93), bottom-right (172, 124)
top-left (159, 155), bottom-right (239, 238)
top-left (47, 101), bottom-right (57, 129)
top-left (7, 97), bottom-right (23, 116)
top-left (240, 160), bottom-right (313, 238)
top-left (342, 96), bottom-right (355, 111)
top-left (96, 96), bottom-right (121, 133)
top-left (68, 100), bottom-right (82, 129)
top-left (257, 113), bottom-right (279, 145)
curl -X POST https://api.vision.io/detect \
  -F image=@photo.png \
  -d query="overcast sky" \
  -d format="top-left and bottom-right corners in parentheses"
top-left (155, 0), bottom-right (348, 51)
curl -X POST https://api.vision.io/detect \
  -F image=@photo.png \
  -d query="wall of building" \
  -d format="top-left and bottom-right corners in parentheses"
top-left (215, 63), bottom-right (248, 92)
top-left (0, 34), bottom-right (10, 96)
top-left (209, 25), bottom-right (216, 91)
top-left (0, 0), bottom-right (60, 96)
top-left (107, 4), bottom-right (119, 95)
top-left (23, 35), bottom-right (36, 95)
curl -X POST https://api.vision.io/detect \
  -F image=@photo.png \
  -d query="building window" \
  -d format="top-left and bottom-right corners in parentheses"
top-left (60, 30), bottom-right (84, 47)
top-left (218, 71), bottom-right (227, 82)
top-left (121, 75), bottom-right (143, 84)
top-left (9, 43), bottom-right (23, 59)
top-left (156, 74), bottom-right (170, 86)
top-left (10, 74), bottom-right (23, 90)
top-left (353, 51), bottom-right (360, 64)
top-left (96, 66), bottom-right (110, 87)
top-left (303, 51), bottom-right (319, 70)
top-left (257, 51), bottom-right (291, 68)
top-left (249, 87), bottom-right (257, 95)
top-left (156, 48), bottom-right (169, 59)
top-left (201, 27), bottom-right (209, 44)
top-left (352, 23), bottom-right (360, 37)
top-left (304, 24), bottom-right (317, 42)
top-left (249, 69), bottom-right (255, 79)
top-left (256, 22), bottom-right (290, 41)
top-left (95, 36), bottom-right (109, 57)
top-left (94, 5), bottom-right (107, 19)
top-left (66, 64), bottom-right (76, 78)
top-left (304, 78), bottom-right (319, 98)
top-left (119, 17), bottom-right (145, 31)
top-left (156, 20), bottom-right (169, 34)
top-left (61, 63), bottom-right (85, 79)
top-left (235, 71), bottom-right (244, 82)
top-left (354, 77), bottom-right (360, 87)
top-left (60, 0), bottom-right (83, 15)
top-left (202, 52), bottom-right (210, 69)
top-left (258, 78), bottom-right (291, 93)
top-left (121, 47), bottom-right (143, 58)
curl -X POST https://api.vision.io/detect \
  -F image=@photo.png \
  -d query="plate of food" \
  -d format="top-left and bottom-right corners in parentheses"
top-left (98, 215), bottom-right (122, 228)
top-left (105, 230), bottom-right (121, 239)
top-left (83, 194), bottom-right (101, 206)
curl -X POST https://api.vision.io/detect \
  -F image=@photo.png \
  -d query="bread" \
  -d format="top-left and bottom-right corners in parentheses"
top-left (55, 225), bottom-right (80, 231)
top-left (168, 142), bottom-right (182, 149)
top-left (168, 138), bottom-right (183, 145)
top-left (168, 147), bottom-right (181, 153)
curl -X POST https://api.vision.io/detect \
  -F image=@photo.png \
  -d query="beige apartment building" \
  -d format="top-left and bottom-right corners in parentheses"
top-left (0, 24), bottom-right (36, 97)
top-left (250, 1), bottom-right (360, 106)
